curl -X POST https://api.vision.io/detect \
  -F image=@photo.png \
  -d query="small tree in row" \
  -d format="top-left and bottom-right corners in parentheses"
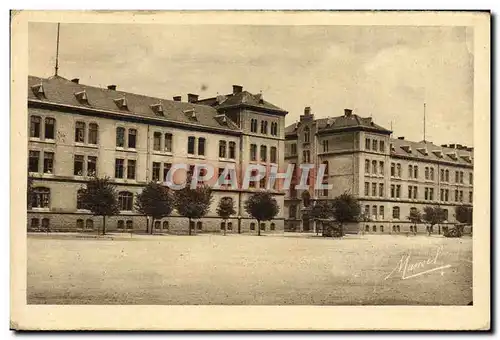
top-left (423, 206), bottom-right (446, 235)
top-left (407, 208), bottom-right (422, 234)
top-left (135, 182), bottom-right (174, 234)
top-left (331, 193), bottom-right (361, 236)
top-left (310, 200), bottom-right (334, 235)
top-left (174, 184), bottom-right (213, 235)
top-left (79, 176), bottom-right (120, 235)
top-left (455, 205), bottom-right (473, 225)
top-left (216, 196), bottom-right (236, 236)
top-left (244, 192), bottom-right (280, 236)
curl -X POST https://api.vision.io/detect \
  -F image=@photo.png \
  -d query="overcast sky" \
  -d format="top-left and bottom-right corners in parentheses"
top-left (29, 23), bottom-right (474, 146)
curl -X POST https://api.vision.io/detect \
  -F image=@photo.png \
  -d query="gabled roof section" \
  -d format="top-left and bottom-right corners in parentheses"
top-left (316, 114), bottom-right (391, 135)
top-left (28, 75), bottom-right (241, 132)
top-left (197, 90), bottom-right (287, 115)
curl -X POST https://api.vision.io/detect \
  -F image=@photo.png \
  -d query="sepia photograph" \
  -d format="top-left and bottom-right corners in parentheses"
top-left (10, 10), bottom-right (490, 330)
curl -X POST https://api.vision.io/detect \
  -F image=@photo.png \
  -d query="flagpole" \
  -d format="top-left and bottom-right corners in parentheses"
top-left (55, 23), bottom-right (60, 76)
top-left (423, 102), bottom-right (426, 142)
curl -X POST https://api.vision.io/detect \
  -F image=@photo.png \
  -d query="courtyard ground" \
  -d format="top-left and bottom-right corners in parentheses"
top-left (27, 233), bottom-right (472, 305)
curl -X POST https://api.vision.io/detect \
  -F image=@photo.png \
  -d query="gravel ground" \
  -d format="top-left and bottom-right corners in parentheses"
top-left (27, 233), bottom-right (472, 305)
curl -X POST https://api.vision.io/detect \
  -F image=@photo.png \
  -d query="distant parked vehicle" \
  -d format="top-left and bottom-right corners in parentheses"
top-left (443, 224), bottom-right (466, 238)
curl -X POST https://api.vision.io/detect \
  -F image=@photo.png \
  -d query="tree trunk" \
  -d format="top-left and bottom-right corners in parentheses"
top-left (150, 218), bottom-right (154, 235)
top-left (146, 216), bottom-right (149, 234)
top-left (223, 219), bottom-right (227, 236)
top-left (188, 218), bottom-right (192, 236)
top-left (257, 220), bottom-right (261, 236)
top-left (102, 215), bottom-right (106, 235)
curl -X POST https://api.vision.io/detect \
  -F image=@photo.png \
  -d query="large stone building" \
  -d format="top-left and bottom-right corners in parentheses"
top-left (284, 107), bottom-right (474, 234)
top-left (27, 75), bottom-right (287, 233)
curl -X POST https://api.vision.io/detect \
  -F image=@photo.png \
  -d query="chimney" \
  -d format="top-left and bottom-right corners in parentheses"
top-left (344, 108), bottom-right (353, 117)
top-left (449, 144), bottom-right (456, 149)
top-left (71, 78), bottom-right (80, 84)
top-left (304, 107), bottom-right (311, 116)
top-left (107, 85), bottom-right (117, 91)
top-left (232, 85), bottom-right (243, 94)
top-left (173, 96), bottom-right (182, 102)
top-left (398, 136), bottom-right (405, 140)
top-left (187, 93), bottom-right (199, 103)
top-left (441, 144), bottom-right (448, 148)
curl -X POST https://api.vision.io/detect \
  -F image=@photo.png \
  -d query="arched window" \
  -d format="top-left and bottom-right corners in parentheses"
top-left (116, 127), bottom-right (125, 147)
top-left (250, 222), bottom-right (255, 231)
top-left (260, 223), bottom-right (266, 231)
top-left (250, 119), bottom-right (258, 133)
top-left (392, 206), bottom-right (400, 219)
top-left (30, 218), bottom-right (40, 229)
top-left (154, 221), bottom-right (161, 229)
top-left (228, 142), bottom-right (236, 159)
top-left (118, 191), bottom-right (133, 211)
top-left (126, 220), bottom-right (133, 229)
top-left (75, 121), bottom-right (86, 143)
top-left (162, 221), bottom-right (169, 230)
top-left (220, 222), bottom-right (226, 230)
top-left (397, 225), bottom-right (400, 232)
top-left (373, 225), bottom-right (377, 232)
top-left (76, 219), bottom-right (84, 229)
top-left (219, 140), bottom-right (227, 158)
top-left (44, 117), bottom-right (55, 140)
top-left (270, 223), bottom-right (276, 231)
top-left (88, 123), bottom-right (98, 145)
top-left (365, 225), bottom-right (369, 232)
top-left (227, 222), bottom-right (233, 230)
top-left (117, 220), bottom-right (124, 229)
top-left (304, 127), bottom-right (310, 143)
top-left (86, 219), bottom-right (94, 230)
top-left (32, 187), bottom-right (50, 208)
top-left (196, 221), bottom-right (202, 230)
top-left (76, 189), bottom-right (87, 210)
top-left (380, 225), bottom-right (384, 232)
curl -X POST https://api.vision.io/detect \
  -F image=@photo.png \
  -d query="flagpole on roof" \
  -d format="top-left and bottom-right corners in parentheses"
top-left (54, 23), bottom-right (60, 76)
top-left (423, 102), bottom-right (426, 142)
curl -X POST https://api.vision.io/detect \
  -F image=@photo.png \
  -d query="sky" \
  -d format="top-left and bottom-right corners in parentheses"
top-left (28, 23), bottom-right (474, 146)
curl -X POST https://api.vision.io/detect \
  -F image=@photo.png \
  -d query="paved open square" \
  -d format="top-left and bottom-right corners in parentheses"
top-left (27, 233), bottom-right (472, 305)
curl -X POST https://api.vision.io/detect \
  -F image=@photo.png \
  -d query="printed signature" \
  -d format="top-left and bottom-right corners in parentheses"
top-left (384, 245), bottom-right (451, 280)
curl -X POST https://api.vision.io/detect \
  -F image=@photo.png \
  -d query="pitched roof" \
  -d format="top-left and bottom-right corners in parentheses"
top-left (28, 75), bottom-right (240, 132)
top-left (390, 138), bottom-right (473, 166)
top-left (197, 91), bottom-right (287, 114)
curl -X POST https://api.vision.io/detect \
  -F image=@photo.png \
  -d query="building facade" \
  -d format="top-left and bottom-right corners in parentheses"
top-left (284, 107), bottom-right (474, 234)
top-left (27, 75), bottom-right (288, 233)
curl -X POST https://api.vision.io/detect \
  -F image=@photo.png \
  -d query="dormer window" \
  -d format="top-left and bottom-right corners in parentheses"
top-left (432, 150), bottom-right (443, 158)
top-left (74, 90), bottom-right (88, 104)
top-left (416, 147), bottom-right (428, 156)
top-left (390, 143), bottom-right (395, 153)
top-left (446, 151), bottom-right (458, 160)
top-left (215, 114), bottom-right (228, 125)
top-left (401, 145), bottom-right (412, 153)
top-left (113, 97), bottom-right (128, 110)
top-left (255, 93), bottom-right (264, 104)
top-left (460, 154), bottom-right (472, 163)
top-left (31, 83), bottom-right (45, 98)
top-left (150, 103), bottom-right (164, 116)
top-left (184, 109), bottom-right (197, 120)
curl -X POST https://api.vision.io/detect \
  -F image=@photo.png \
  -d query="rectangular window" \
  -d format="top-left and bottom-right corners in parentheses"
top-left (260, 176), bottom-right (266, 189)
top-left (364, 205), bottom-right (370, 217)
top-left (454, 189), bottom-right (459, 201)
top-left (469, 191), bottom-right (473, 203)
top-left (440, 169), bottom-right (444, 181)
top-left (470, 173), bottom-right (473, 185)
top-left (249, 170), bottom-right (257, 188)
top-left (74, 155), bottom-right (84, 176)
top-left (379, 161), bottom-right (384, 175)
top-left (365, 138), bottom-right (370, 150)
top-left (30, 116), bottom-right (41, 138)
top-left (152, 162), bottom-right (161, 181)
top-left (445, 189), bottom-right (449, 201)
top-left (75, 122), bottom-right (85, 143)
top-left (379, 140), bottom-right (385, 153)
top-left (88, 123), bottom-right (98, 144)
top-left (187, 136), bottom-right (196, 155)
top-left (365, 160), bottom-right (370, 174)
top-left (372, 183), bottom-right (377, 196)
top-left (391, 184), bottom-right (395, 198)
top-left (127, 160), bottom-right (136, 179)
top-left (163, 163), bottom-right (171, 182)
top-left (408, 165), bottom-right (413, 178)
top-left (260, 145), bottom-right (267, 162)
top-left (455, 171), bottom-right (459, 183)
top-left (372, 206), bottom-right (377, 219)
top-left (397, 164), bottom-right (401, 177)
top-left (289, 205), bottom-right (297, 219)
top-left (323, 140), bottom-right (329, 152)
top-left (291, 143), bottom-right (297, 155)
top-left (409, 186), bottom-right (413, 199)
top-left (430, 167), bottom-right (434, 180)
top-left (153, 132), bottom-right (162, 151)
top-left (425, 187), bottom-right (429, 200)
top-left (413, 166), bottom-right (418, 179)
top-left (440, 189), bottom-right (444, 201)
top-left (391, 163), bottom-right (395, 176)
top-left (164, 133), bottom-right (173, 152)
top-left (413, 186), bottom-right (418, 199)
top-left (87, 156), bottom-right (97, 176)
top-left (372, 160), bottom-right (377, 174)
top-left (250, 144), bottom-right (257, 161)
top-left (425, 167), bottom-right (429, 180)
top-left (379, 183), bottom-right (384, 197)
top-left (396, 185), bottom-right (401, 198)
top-left (372, 139), bottom-right (377, 151)
top-left (364, 182), bottom-right (369, 196)
top-left (198, 138), bottom-right (206, 156)
top-left (429, 188), bottom-right (434, 200)
top-left (28, 150), bottom-right (39, 173)
top-left (270, 147), bottom-right (277, 163)
top-left (116, 127), bottom-right (125, 147)
top-left (115, 159), bottom-right (124, 178)
top-left (460, 171), bottom-right (464, 184)
top-left (379, 206), bottom-right (385, 219)
top-left (128, 129), bottom-right (137, 148)
top-left (229, 142), bottom-right (236, 159)
top-left (44, 117), bottom-right (55, 140)
top-left (219, 141), bottom-right (227, 158)
top-left (445, 170), bottom-right (449, 182)
top-left (459, 190), bottom-right (464, 202)
top-left (43, 152), bottom-right (54, 174)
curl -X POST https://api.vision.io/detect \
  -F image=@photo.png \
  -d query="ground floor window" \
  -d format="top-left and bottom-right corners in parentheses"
top-left (162, 221), bottom-right (169, 230)
top-left (189, 221), bottom-right (195, 230)
top-left (365, 225), bottom-right (369, 232)
top-left (76, 219), bottom-right (84, 229)
top-left (154, 221), bottom-right (161, 229)
top-left (41, 218), bottom-right (50, 230)
top-left (227, 222), bottom-right (233, 230)
top-left (260, 223), bottom-right (266, 231)
top-left (220, 222), bottom-right (226, 230)
top-left (126, 220), bottom-right (133, 230)
top-left (372, 225), bottom-right (377, 232)
top-left (270, 223), bottom-right (275, 231)
top-left (117, 220), bottom-right (124, 229)
top-left (250, 222), bottom-right (255, 231)
top-left (380, 225), bottom-right (384, 232)
top-left (197, 221), bottom-right (202, 230)
top-left (86, 219), bottom-right (94, 229)
top-left (30, 218), bottom-right (40, 229)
